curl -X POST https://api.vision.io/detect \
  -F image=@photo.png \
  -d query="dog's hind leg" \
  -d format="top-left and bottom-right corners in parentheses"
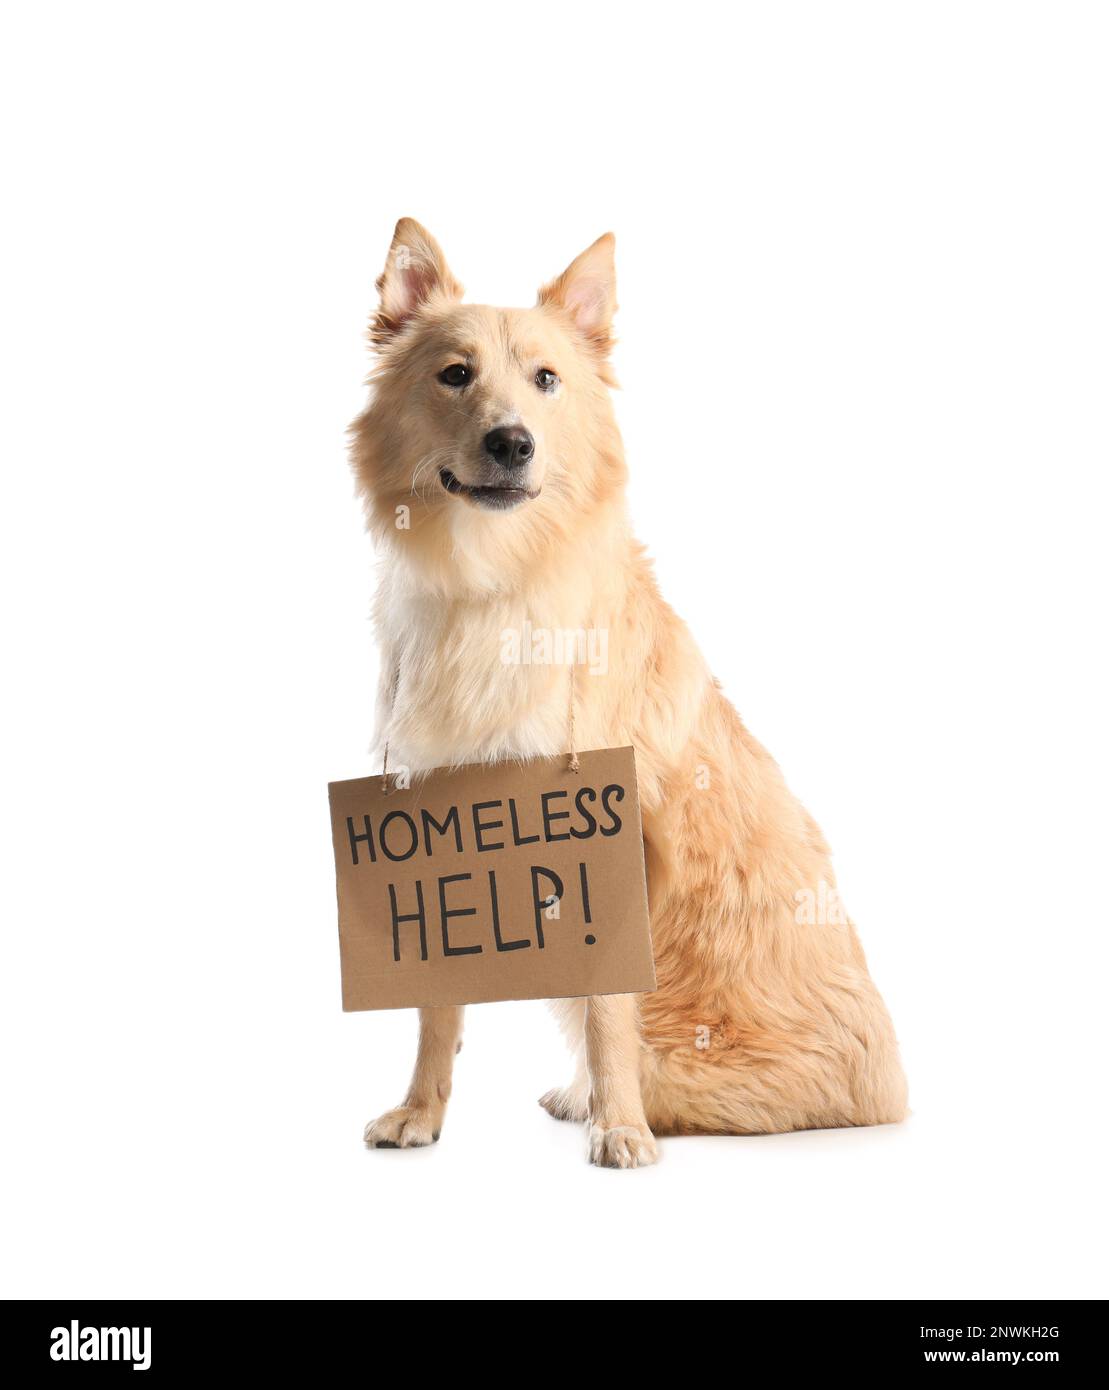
top-left (638, 1012), bottom-right (908, 1137)
top-left (539, 997), bottom-right (589, 1121)
top-left (539, 1070), bottom-right (589, 1122)
top-left (364, 1005), bottom-right (465, 1148)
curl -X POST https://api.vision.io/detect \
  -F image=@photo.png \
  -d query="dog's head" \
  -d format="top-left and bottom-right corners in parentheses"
top-left (351, 219), bottom-right (626, 589)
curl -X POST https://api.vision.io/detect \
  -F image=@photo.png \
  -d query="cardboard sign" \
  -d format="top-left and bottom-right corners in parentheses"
top-left (328, 747), bottom-right (655, 1011)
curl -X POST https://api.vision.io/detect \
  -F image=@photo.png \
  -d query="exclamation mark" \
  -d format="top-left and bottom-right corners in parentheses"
top-left (580, 862), bottom-right (595, 944)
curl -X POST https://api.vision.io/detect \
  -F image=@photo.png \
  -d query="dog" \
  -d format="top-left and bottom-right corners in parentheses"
top-left (349, 219), bottom-right (907, 1167)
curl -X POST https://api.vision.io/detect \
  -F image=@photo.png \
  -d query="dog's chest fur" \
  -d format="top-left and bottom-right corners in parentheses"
top-left (376, 572), bottom-right (587, 774)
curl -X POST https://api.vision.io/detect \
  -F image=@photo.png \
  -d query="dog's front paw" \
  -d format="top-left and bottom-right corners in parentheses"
top-left (364, 1105), bottom-right (442, 1149)
top-left (588, 1122), bottom-right (658, 1169)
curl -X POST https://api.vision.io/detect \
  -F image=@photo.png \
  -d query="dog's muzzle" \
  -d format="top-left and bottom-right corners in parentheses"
top-left (438, 467), bottom-right (539, 511)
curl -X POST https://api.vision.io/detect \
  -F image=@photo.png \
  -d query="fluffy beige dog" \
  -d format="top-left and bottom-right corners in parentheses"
top-left (351, 219), bottom-right (907, 1167)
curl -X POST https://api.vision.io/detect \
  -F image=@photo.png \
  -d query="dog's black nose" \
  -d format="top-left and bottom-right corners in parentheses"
top-left (484, 425), bottom-right (534, 469)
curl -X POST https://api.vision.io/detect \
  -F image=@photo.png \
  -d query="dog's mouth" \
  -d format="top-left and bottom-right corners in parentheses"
top-left (439, 468), bottom-right (539, 511)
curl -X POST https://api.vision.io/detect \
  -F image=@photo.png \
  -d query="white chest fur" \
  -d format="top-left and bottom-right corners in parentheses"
top-left (375, 576), bottom-right (579, 774)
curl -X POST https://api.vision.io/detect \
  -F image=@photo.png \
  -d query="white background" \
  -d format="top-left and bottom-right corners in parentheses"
top-left (2, 1), bottom-right (1106, 1301)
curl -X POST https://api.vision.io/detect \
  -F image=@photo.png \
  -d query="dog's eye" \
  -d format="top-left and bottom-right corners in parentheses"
top-left (438, 364), bottom-right (471, 388)
top-left (535, 368), bottom-right (559, 392)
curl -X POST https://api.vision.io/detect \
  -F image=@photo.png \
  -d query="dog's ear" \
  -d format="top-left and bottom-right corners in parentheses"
top-left (537, 233), bottom-right (617, 355)
top-left (372, 218), bottom-right (463, 347)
